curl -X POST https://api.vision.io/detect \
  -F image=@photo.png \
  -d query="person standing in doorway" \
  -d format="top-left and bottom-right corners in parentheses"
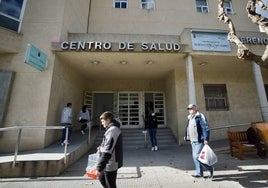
top-left (93, 111), bottom-right (123, 188)
top-left (60, 102), bottom-right (73, 145)
top-left (78, 105), bottom-right (90, 135)
top-left (148, 112), bottom-right (158, 151)
top-left (184, 104), bottom-right (214, 179)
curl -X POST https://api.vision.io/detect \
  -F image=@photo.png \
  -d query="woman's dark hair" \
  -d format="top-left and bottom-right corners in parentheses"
top-left (100, 111), bottom-right (114, 121)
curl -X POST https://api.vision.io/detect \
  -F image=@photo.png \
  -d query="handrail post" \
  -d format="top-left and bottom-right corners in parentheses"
top-left (141, 130), bottom-right (147, 148)
top-left (63, 127), bottom-right (69, 164)
top-left (87, 123), bottom-right (91, 145)
top-left (13, 128), bottom-right (22, 168)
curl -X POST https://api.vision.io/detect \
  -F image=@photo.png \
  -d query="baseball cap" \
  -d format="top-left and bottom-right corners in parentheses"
top-left (187, 104), bottom-right (196, 110)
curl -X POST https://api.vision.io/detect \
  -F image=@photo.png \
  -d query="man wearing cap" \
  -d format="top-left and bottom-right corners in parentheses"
top-left (184, 104), bottom-right (214, 179)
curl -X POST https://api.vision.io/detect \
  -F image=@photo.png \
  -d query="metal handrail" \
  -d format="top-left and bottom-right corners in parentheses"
top-left (0, 122), bottom-right (251, 168)
top-left (210, 122), bottom-right (251, 131)
top-left (0, 125), bottom-right (75, 167)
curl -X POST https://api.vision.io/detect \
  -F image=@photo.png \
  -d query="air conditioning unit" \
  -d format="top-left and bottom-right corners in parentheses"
top-left (225, 7), bottom-right (233, 14)
top-left (142, 3), bottom-right (154, 10)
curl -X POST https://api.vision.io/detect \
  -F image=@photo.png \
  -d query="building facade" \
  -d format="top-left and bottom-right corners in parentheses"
top-left (0, 0), bottom-right (268, 152)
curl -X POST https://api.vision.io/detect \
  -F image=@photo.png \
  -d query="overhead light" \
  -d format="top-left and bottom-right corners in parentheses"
top-left (146, 61), bottom-right (153, 65)
top-left (199, 62), bottom-right (207, 66)
top-left (120, 61), bottom-right (127, 65)
top-left (91, 61), bottom-right (99, 65)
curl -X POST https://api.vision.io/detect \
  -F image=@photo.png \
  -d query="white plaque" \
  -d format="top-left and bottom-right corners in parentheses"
top-left (191, 31), bottom-right (231, 52)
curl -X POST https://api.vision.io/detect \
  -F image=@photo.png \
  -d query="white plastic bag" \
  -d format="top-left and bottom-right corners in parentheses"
top-left (86, 152), bottom-right (100, 179)
top-left (86, 152), bottom-right (99, 172)
top-left (198, 144), bottom-right (217, 166)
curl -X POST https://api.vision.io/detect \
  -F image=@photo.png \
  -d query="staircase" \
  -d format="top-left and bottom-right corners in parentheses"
top-left (92, 127), bottom-right (178, 150)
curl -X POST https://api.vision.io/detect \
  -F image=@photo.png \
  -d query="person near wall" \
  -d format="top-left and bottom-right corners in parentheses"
top-left (93, 111), bottom-right (123, 188)
top-left (78, 105), bottom-right (90, 135)
top-left (246, 126), bottom-right (266, 159)
top-left (148, 112), bottom-right (158, 151)
top-left (184, 104), bottom-right (214, 179)
top-left (60, 102), bottom-right (73, 146)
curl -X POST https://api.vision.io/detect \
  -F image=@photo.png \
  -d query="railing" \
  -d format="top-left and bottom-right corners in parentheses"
top-left (0, 125), bottom-right (92, 168)
top-left (210, 122), bottom-right (251, 131)
top-left (0, 122), bottom-right (251, 168)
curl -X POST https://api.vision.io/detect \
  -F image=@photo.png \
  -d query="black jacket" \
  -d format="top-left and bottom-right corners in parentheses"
top-left (148, 114), bottom-right (158, 129)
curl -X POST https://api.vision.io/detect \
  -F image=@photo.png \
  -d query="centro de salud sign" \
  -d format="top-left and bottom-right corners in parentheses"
top-left (60, 41), bottom-right (181, 52)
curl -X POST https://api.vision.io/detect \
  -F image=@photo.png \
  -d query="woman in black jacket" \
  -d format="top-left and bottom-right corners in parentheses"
top-left (148, 112), bottom-right (158, 151)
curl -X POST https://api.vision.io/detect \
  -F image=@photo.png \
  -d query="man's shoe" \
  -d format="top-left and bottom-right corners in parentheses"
top-left (207, 167), bottom-right (214, 179)
top-left (191, 174), bottom-right (202, 178)
top-left (81, 130), bottom-right (85, 135)
top-left (154, 146), bottom-right (158, 151)
top-left (151, 147), bottom-right (155, 151)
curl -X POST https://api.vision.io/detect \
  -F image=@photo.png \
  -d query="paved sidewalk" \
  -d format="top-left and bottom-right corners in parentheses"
top-left (0, 139), bottom-right (267, 188)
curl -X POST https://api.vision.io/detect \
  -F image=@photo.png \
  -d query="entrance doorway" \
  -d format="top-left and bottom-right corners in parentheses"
top-left (84, 91), bottom-right (166, 129)
top-left (144, 92), bottom-right (165, 128)
top-left (92, 93), bottom-right (114, 126)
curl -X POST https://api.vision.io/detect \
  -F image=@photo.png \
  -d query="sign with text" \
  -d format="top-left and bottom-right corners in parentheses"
top-left (60, 41), bottom-right (181, 52)
top-left (191, 31), bottom-right (231, 52)
top-left (25, 44), bottom-right (47, 71)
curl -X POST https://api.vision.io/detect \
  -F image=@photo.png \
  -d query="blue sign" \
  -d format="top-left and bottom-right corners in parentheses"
top-left (25, 44), bottom-right (47, 71)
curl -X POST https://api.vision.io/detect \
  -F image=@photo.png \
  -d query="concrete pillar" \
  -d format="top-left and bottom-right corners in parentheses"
top-left (186, 55), bottom-right (197, 105)
top-left (252, 62), bottom-right (268, 122)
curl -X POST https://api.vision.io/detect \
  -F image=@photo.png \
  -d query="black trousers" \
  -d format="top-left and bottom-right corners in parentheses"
top-left (80, 119), bottom-right (88, 132)
top-left (81, 123), bottom-right (87, 132)
top-left (99, 170), bottom-right (118, 188)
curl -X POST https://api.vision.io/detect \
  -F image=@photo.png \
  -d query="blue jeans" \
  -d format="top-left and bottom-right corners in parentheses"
top-left (61, 124), bottom-right (72, 143)
top-left (149, 129), bottom-right (157, 147)
top-left (191, 142), bottom-right (213, 176)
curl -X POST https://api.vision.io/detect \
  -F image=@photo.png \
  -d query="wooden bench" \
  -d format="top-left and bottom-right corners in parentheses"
top-left (227, 131), bottom-right (257, 160)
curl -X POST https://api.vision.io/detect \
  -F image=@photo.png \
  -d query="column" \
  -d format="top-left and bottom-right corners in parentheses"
top-left (252, 62), bottom-right (268, 122)
top-left (186, 55), bottom-right (197, 105)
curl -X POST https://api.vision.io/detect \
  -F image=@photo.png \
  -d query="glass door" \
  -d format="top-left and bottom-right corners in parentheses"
top-left (118, 92), bottom-right (140, 128)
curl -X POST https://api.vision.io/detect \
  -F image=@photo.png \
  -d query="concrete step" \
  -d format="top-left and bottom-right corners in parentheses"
top-left (0, 127), bottom-right (178, 177)
top-left (92, 127), bottom-right (178, 149)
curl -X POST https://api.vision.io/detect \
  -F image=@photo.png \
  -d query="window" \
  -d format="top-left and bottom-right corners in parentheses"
top-left (223, 0), bottom-right (233, 14)
top-left (0, 0), bottom-right (27, 32)
top-left (203, 84), bottom-right (229, 111)
top-left (114, 0), bottom-right (127, 9)
top-left (141, 0), bottom-right (155, 10)
top-left (196, 0), bottom-right (209, 13)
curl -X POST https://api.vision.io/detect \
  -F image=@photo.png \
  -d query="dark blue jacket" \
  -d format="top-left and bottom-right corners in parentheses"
top-left (185, 112), bottom-right (210, 143)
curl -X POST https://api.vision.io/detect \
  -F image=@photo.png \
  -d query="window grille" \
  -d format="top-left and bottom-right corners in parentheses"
top-left (203, 84), bottom-right (229, 111)
top-left (114, 0), bottom-right (127, 9)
